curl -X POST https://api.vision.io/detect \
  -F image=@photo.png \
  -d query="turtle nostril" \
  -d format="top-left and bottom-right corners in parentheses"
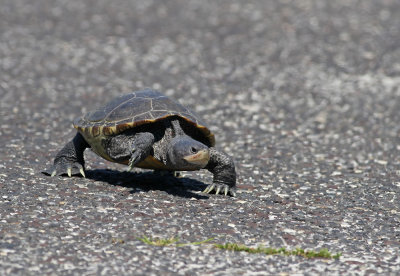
top-left (191, 147), bottom-right (198, 154)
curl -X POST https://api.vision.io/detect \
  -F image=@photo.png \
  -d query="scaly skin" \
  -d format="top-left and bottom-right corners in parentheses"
top-left (49, 133), bottom-right (88, 177)
top-left (204, 147), bottom-right (236, 196)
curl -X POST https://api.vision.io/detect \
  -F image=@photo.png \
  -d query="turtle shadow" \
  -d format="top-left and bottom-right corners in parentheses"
top-left (84, 169), bottom-right (210, 199)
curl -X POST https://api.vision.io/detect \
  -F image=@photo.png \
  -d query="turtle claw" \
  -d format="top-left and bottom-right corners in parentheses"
top-left (224, 186), bottom-right (229, 196)
top-left (127, 147), bottom-right (149, 172)
top-left (203, 183), bottom-right (236, 197)
top-left (127, 162), bottom-right (134, 172)
top-left (126, 161), bottom-right (135, 172)
top-left (127, 148), bottom-right (140, 172)
top-left (79, 168), bottom-right (86, 178)
top-left (47, 157), bottom-right (85, 178)
top-left (127, 158), bottom-right (137, 172)
top-left (203, 184), bottom-right (215, 194)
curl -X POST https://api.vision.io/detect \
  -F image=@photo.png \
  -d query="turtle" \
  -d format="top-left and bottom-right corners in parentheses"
top-left (48, 89), bottom-right (236, 196)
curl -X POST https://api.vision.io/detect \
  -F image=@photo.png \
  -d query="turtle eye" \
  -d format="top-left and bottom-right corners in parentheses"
top-left (191, 147), bottom-right (198, 154)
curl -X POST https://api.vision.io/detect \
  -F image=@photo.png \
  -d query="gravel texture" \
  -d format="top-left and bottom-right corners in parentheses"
top-left (1, 0), bottom-right (400, 275)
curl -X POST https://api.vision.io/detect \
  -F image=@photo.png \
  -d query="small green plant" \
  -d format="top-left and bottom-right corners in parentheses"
top-left (138, 236), bottom-right (179, 246)
top-left (137, 236), bottom-right (341, 260)
top-left (214, 243), bottom-right (341, 259)
top-left (138, 236), bottom-right (215, 247)
top-left (187, 237), bottom-right (215, 246)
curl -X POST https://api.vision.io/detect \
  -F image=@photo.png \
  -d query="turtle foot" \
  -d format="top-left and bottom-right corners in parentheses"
top-left (203, 183), bottom-right (236, 197)
top-left (49, 157), bottom-right (85, 178)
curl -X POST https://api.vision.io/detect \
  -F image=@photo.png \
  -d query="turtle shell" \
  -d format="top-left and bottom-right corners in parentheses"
top-left (73, 90), bottom-right (215, 154)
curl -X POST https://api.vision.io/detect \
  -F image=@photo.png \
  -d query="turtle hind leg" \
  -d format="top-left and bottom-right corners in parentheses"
top-left (48, 132), bottom-right (88, 177)
top-left (204, 148), bottom-right (236, 196)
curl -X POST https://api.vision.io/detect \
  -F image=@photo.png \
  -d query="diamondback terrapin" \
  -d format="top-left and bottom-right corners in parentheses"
top-left (49, 89), bottom-right (236, 196)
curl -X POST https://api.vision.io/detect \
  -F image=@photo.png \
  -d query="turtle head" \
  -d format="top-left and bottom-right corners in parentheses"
top-left (167, 136), bottom-right (210, 170)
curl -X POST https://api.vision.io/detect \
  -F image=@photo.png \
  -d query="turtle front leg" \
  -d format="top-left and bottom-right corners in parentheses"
top-left (49, 132), bottom-right (89, 177)
top-left (127, 132), bottom-right (155, 171)
top-left (204, 147), bottom-right (236, 196)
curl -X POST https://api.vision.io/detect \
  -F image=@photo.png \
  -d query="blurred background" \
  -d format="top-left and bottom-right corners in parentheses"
top-left (1, 0), bottom-right (400, 274)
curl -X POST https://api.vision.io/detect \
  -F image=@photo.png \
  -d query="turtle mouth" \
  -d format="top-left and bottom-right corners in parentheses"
top-left (183, 149), bottom-right (210, 167)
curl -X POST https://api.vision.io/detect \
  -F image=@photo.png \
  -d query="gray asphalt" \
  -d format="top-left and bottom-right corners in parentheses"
top-left (1, 0), bottom-right (400, 275)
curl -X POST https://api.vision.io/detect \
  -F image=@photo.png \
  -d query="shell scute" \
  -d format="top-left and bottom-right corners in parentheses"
top-left (85, 109), bottom-right (105, 122)
top-left (92, 126), bottom-right (101, 137)
top-left (106, 98), bottom-right (151, 122)
top-left (104, 93), bottom-right (137, 111)
top-left (152, 97), bottom-right (185, 112)
top-left (103, 126), bottom-right (116, 136)
top-left (116, 123), bottom-right (134, 134)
